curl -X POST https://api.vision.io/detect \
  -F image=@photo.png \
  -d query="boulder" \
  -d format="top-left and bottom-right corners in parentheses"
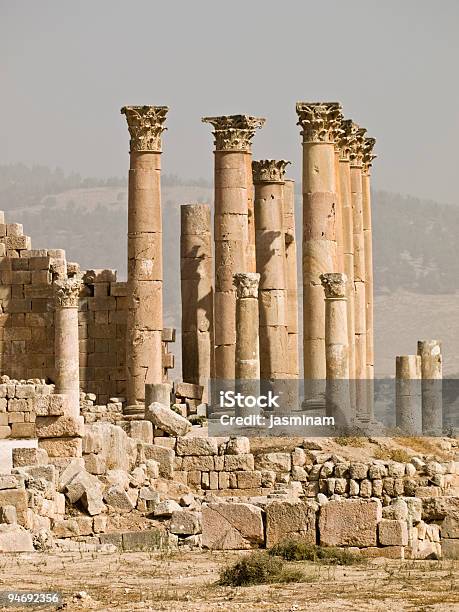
top-left (201, 502), bottom-right (264, 550)
top-left (319, 499), bottom-right (381, 547)
top-left (145, 403), bottom-right (191, 437)
top-left (265, 500), bottom-right (317, 548)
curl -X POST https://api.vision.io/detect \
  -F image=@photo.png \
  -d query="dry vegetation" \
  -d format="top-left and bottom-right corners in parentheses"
top-left (0, 549), bottom-right (457, 611)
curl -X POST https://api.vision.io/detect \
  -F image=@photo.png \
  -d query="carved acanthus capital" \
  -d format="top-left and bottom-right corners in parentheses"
top-left (121, 106), bottom-right (169, 152)
top-left (53, 275), bottom-right (83, 308)
top-left (320, 272), bottom-right (347, 299)
top-left (296, 102), bottom-right (343, 144)
top-left (233, 272), bottom-right (260, 299)
top-left (252, 159), bottom-right (290, 183)
top-left (362, 137), bottom-right (376, 174)
top-left (201, 115), bottom-right (265, 152)
top-left (338, 119), bottom-right (354, 161)
top-left (348, 122), bottom-right (367, 168)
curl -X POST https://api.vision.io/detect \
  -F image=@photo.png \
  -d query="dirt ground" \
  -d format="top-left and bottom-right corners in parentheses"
top-left (0, 549), bottom-right (458, 612)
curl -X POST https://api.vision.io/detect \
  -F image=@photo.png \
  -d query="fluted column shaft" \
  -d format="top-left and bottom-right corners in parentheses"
top-left (362, 137), bottom-right (376, 381)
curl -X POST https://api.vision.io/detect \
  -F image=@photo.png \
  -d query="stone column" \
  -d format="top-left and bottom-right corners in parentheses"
top-left (283, 179), bottom-right (299, 378)
top-left (338, 121), bottom-right (356, 407)
top-left (417, 340), bottom-right (443, 435)
top-left (296, 102), bottom-right (342, 394)
top-left (395, 355), bottom-right (422, 435)
top-left (362, 137), bottom-right (376, 381)
top-left (180, 203), bottom-right (213, 401)
top-left (233, 273), bottom-right (260, 417)
top-left (334, 143), bottom-right (345, 273)
top-left (349, 122), bottom-right (367, 378)
top-left (253, 159), bottom-right (290, 381)
top-left (320, 273), bottom-right (351, 424)
top-left (53, 275), bottom-right (83, 418)
top-left (121, 105), bottom-right (168, 407)
top-left (202, 115), bottom-right (265, 380)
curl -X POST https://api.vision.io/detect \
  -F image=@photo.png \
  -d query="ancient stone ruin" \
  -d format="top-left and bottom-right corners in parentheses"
top-left (0, 103), bottom-right (457, 562)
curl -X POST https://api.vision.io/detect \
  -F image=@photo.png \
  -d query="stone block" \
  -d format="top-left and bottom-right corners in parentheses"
top-left (0, 505), bottom-right (17, 524)
top-left (53, 517), bottom-right (93, 538)
top-left (361, 546), bottom-right (405, 559)
top-left (0, 475), bottom-right (20, 490)
top-left (319, 499), bottom-right (381, 547)
top-left (139, 443), bottom-right (175, 478)
top-left (442, 539), bottom-right (459, 559)
top-left (182, 456), bottom-right (214, 471)
top-left (0, 524), bottom-right (34, 552)
top-left (224, 454), bottom-right (255, 472)
top-left (254, 452), bottom-right (291, 472)
top-left (103, 486), bottom-right (134, 512)
top-left (122, 530), bottom-right (163, 551)
top-left (0, 489), bottom-right (28, 526)
top-left (266, 500), bottom-right (317, 548)
top-left (226, 437), bottom-right (250, 455)
top-left (39, 437), bottom-right (83, 457)
top-left (237, 471), bottom-right (262, 489)
top-left (36, 415), bottom-right (84, 438)
top-left (129, 420), bottom-right (153, 444)
top-left (378, 519), bottom-right (408, 546)
top-left (349, 462), bottom-right (368, 480)
top-left (175, 382), bottom-right (203, 400)
top-left (170, 510), bottom-right (202, 535)
top-left (176, 436), bottom-right (219, 456)
top-left (154, 499), bottom-right (182, 517)
top-left (58, 459), bottom-right (84, 492)
top-left (202, 502), bottom-right (264, 549)
top-left (11, 422), bottom-right (36, 438)
top-left (145, 402), bottom-right (191, 437)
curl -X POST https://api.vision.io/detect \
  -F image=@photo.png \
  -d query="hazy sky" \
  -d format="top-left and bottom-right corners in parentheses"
top-left (1, 1), bottom-right (458, 204)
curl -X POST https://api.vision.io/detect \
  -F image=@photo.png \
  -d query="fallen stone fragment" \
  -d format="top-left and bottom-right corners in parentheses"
top-left (145, 402), bottom-right (191, 437)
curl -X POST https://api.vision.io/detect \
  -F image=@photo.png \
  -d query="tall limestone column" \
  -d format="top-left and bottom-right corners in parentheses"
top-left (180, 203), bottom-right (213, 400)
top-left (320, 272), bottom-right (351, 424)
top-left (296, 102), bottom-right (342, 394)
top-left (233, 273), bottom-right (260, 418)
top-left (202, 115), bottom-right (265, 380)
top-left (338, 121), bottom-right (356, 406)
top-left (349, 122), bottom-right (368, 418)
top-left (283, 179), bottom-right (299, 378)
top-left (362, 137), bottom-right (376, 382)
top-left (334, 141), bottom-right (345, 273)
top-left (53, 275), bottom-right (83, 418)
top-left (121, 105), bottom-right (168, 406)
top-left (253, 160), bottom-right (290, 381)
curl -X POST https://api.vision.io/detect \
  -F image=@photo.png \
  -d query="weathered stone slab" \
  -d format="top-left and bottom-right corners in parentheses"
top-left (122, 530), bottom-right (163, 551)
top-left (202, 502), bottom-right (264, 550)
top-left (145, 403), bottom-right (191, 437)
top-left (442, 539), bottom-right (459, 559)
top-left (12, 447), bottom-right (48, 467)
top-left (103, 486), bottom-right (134, 512)
top-left (266, 500), bottom-right (317, 548)
top-left (254, 452), bottom-right (291, 472)
top-left (319, 499), bottom-right (381, 547)
top-left (139, 443), bottom-right (174, 478)
top-left (0, 489), bottom-right (28, 526)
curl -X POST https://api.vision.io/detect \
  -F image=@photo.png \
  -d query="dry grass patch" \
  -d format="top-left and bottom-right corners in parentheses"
top-left (218, 551), bottom-right (306, 587)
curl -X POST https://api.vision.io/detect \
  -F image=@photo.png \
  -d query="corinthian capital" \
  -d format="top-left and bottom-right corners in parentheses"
top-left (296, 102), bottom-right (343, 144)
top-left (252, 159), bottom-right (290, 183)
top-left (362, 137), bottom-right (376, 174)
top-left (338, 119), bottom-right (354, 161)
top-left (346, 121), bottom-right (367, 167)
top-left (121, 106), bottom-right (169, 152)
top-left (320, 272), bottom-right (347, 299)
top-left (201, 115), bottom-right (265, 152)
top-left (53, 275), bottom-right (83, 308)
top-left (233, 272), bottom-right (260, 299)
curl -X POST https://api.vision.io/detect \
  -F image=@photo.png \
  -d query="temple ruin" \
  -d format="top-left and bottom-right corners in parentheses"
top-left (0, 102), bottom-right (457, 562)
